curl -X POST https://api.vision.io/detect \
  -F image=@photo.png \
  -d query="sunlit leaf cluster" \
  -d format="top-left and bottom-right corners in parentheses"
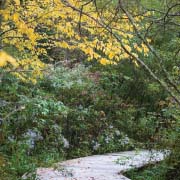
top-left (0, 0), bottom-right (150, 82)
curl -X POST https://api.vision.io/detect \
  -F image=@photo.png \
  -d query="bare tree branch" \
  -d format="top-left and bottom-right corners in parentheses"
top-left (118, 0), bottom-right (180, 95)
top-left (62, 0), bottom-right (180, 106)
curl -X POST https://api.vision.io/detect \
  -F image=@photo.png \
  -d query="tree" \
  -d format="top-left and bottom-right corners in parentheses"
top-left (0, 0), bottom-right (150, 83)
top-left (62, 0), bottom-right (180, 106)
top-left (0, 0), bottom-right (179, 104)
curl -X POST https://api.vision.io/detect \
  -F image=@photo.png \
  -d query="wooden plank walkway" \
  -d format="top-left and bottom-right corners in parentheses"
top-left (34, 150), bottom-right (167, 180)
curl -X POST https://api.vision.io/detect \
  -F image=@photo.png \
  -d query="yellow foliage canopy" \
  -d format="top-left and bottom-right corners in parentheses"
top-left (0, 0), bottom-right (150, 82)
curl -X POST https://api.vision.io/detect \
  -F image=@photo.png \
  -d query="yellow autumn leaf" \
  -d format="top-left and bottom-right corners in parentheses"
top-left (147, 38), bottom-right (151, 43)
top-left (108, 52), bottom-right (114, 60)
top-left (14, 0), bottom-right (20, 5)
top-left (61, 41), bottom-right (69, 48)
top-left (141, 43), bottom-right (149, 54)
top-left (127, 34), bottom-right (133, 38)
top-left (134, 43), bottom-right (143, 53)
top-left (0, 51), bottom-right (18, 67)
top-left (12, 13), bottom-right (19, 21)
top-left (133, 60), bottom-right (139, 67)
top-left (100, 58), bottom-right (110, 65)
top-left (124, 45), bottom-right (131, 52)
top-left (0, 59), bottom-right (7, 67)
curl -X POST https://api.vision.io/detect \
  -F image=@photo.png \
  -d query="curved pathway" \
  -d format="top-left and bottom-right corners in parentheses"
top-left (35, 150), bottom-right (168, 180)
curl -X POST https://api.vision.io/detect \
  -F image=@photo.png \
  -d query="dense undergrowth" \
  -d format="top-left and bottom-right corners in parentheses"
top-left (0, 64), bottom-right (138, 179)
top-left (0, 61), bottom-right (179, 179)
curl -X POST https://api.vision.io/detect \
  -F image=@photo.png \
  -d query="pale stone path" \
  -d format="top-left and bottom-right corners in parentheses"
top-left (35, 150), bottom-right (167, 180)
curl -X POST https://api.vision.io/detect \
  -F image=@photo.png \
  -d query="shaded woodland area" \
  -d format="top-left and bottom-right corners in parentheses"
top-left (0, 0), bottom-right (180, 179)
